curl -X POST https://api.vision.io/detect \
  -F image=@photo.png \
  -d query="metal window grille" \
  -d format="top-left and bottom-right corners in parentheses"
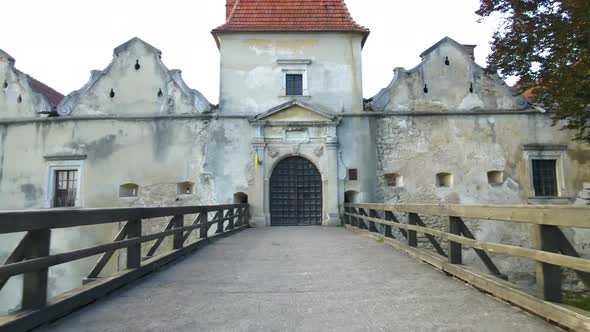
top-left (54, 170), bottom-right (78, 207)
top-left (285, 74), bottom-right (303, 96)
top-left (348, 169), bottom-right (358, 181)
top-left (532, 159), bottom-right (558, 197)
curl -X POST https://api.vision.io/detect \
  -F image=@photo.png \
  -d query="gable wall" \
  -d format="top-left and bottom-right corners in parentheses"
top-left (371, 41), bottom-right (528, 113)
top-left (0, 58), bottom-right (53, 119)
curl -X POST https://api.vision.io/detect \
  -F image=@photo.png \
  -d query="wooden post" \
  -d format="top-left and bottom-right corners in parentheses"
top-left (351, 207), bottom-right (359, 227)
top-left (382, 211), bottom-right (394, 238)
top-left (22, 229), bottom-right (50, 310)
top-left (236, 207), bottom-right (243, 227)
top-left (535, 225), bottom-right (562, 302)
top-left (407, 213), bottom-right (418, 247)
top-left (126, 219), bottom-right (142, 269)
top-left (200, 212), bottom-right (209, 239)
top-left (358, 208), bottom-right (368, 230)
top-left (227, 208), bottom-right (235, 230)
top-left (344, 206), bottom-right (350, 225)
top-left (173, 215), bottom-right (184, 250)
top-left (448, 217), bottom-right (462, 264)
top-left (215, 210), bottom-right (224, 234)
top-left (368, 209), bottom-right (379, 233)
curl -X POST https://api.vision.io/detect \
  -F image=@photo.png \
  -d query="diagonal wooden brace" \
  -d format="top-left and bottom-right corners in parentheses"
top-left (413, 215), bottom-right (447, 257)
top-left (0, 232), bottom-right (32, 290)
top-left (86, 222), bottom-right (130, 280)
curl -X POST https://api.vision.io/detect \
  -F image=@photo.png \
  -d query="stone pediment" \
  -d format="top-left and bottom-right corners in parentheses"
top-left (251, 100), bottom-right (338, 124)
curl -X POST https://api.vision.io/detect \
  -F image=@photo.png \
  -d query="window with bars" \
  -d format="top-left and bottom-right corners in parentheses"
top-left (285, 74), bottom-right (303, 96)
top-left (53, 170), bottom-right (78, 207)
top-left (532, 159), bottom-right (558, 197)
top-left (348, 169), bottom-right (358, 181)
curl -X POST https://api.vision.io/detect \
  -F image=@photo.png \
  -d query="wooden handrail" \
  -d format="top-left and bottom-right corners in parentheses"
top-left (344, 211), bottom-right (590, 273)
top-left (0, 204), bottom-right (248, 234)
top-left (344, 203), bottom-right (590, 228)
top-left (0, 203), bottom-right (250, 331)
top-left (343, 203), bottom-right (590, 331)
top-left (343, 204), bottom-right (590, 331)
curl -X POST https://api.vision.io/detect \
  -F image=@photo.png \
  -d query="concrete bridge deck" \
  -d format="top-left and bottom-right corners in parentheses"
top-left (37, 227), bottom-right (558, 332)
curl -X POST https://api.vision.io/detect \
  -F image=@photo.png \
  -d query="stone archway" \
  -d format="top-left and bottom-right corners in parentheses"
top-left (269, 156), bottom-right (322, 226)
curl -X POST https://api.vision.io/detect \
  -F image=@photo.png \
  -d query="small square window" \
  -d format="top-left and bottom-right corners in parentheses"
top-left (436, 173), bottom-right (453, 188)
top-left (384, 173), bottom-right (403, 187)
top-left (286, 74), bottom-right (303, 96)
top-left (348, 169), bottom-right (358, 181)
top-left (487, 171), bottom-right (504, 186)
top-left (532, 159), bottom-right (558, 197)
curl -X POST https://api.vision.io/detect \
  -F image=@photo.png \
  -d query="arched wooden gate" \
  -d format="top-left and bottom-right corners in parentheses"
top-left (270, 156), bottom-right (322, 226)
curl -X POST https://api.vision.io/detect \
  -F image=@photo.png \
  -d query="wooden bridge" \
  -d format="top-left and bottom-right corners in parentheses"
top-left (0, 203), bottom-right (589, 331)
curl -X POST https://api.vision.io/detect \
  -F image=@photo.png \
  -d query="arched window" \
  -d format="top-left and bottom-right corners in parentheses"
top-left (233, 192), bottom-right (248, 204)
top-left (344, 190), bottom-right (360, 204)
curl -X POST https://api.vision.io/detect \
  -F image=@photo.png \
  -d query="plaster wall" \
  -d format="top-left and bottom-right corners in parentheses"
top-left (0, 116), bottom-right (258, 313)
top-left (218, 32), bottom-right (364, 115)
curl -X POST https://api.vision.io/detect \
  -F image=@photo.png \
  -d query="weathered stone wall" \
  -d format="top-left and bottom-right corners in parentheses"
top-left (374, 113), bottom-right (590, 286)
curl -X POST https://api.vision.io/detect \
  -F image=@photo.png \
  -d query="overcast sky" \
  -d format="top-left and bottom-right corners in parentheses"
top-left (0, 0), bottom-right (502, 102)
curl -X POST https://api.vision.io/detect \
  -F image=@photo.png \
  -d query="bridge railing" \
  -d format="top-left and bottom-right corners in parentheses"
top-left (0, 203), bottom-right (249, 331)
top-left (344, 203), bottom-right (590, 330)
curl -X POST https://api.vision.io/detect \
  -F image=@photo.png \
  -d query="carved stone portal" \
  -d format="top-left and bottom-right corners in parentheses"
top-left (313, 146), bottom-right (324, 157)
top-left (267, 146), bottom-right (279, 159)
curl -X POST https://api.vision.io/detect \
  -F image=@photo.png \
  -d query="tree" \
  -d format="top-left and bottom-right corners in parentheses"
top-left (477, 0), bottom-right (590, 142)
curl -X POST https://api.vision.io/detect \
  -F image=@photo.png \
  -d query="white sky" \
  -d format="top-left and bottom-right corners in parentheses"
top-left (0, 0), bottom-right (502, 103)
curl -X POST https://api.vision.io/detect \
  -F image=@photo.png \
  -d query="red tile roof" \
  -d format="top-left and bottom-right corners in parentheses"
top-left (28, 76), bottom-right (64, 109)
top-left (14, 69), bottom-right (64, 109)
top-left (213, 0), bottom-right (369, 45)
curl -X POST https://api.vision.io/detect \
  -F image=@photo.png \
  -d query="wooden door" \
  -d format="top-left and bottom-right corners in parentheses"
top-left (270, 157), bottom-right (322, 226)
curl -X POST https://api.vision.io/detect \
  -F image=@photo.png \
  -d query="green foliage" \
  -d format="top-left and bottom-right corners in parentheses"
top-left (564, 293), bottom-right (590, 311)
top-left (376, 236), bottom-right (384, 243)
top-left (477, 0), bottom-right (590, 142)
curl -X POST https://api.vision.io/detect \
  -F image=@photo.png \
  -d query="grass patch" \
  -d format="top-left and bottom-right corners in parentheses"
top-left (564, 293), bottom-right (590, 312)
top-left (376, 236), bottom-right (384, 243)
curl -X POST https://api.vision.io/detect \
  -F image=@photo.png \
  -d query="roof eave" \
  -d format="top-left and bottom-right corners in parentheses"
top-left (211, 29), bottom-right (370, 49)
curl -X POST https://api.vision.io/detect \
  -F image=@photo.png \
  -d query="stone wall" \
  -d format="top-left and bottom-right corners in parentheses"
top-left (374, 113), bottom-right (590, 286)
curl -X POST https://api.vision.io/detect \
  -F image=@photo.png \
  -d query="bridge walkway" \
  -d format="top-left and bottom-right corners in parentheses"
top-left (37, 227), bottom-right (557, 331)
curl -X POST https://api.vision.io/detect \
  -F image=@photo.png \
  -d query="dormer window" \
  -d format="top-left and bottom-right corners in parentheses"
top-left (286, 74), bottom-right (303, 96)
